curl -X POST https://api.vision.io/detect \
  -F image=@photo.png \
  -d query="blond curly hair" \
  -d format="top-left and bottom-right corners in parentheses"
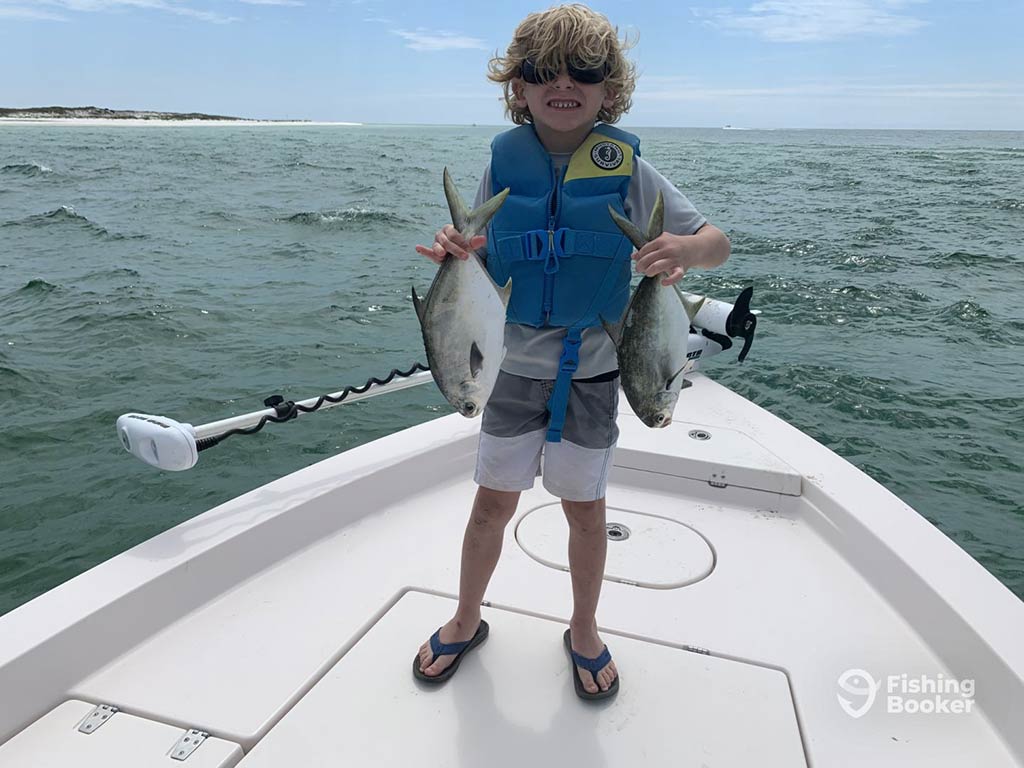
top-left (487, 4), bottom-right (637, 126)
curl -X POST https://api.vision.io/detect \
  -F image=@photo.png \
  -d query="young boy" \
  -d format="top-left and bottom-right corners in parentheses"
top-left (413, 3), bottom-right (730, 699)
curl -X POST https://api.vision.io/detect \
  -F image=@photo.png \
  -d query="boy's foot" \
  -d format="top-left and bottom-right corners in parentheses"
top-left (415, 617), bottom-right (485, 679)
top-left (565, 626), bottom-right (619, 698)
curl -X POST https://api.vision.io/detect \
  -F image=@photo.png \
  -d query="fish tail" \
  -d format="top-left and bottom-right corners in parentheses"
top-left (608, 204), bottom-right (648, 250)
top-left (443, 167), bottom-right (509, 240)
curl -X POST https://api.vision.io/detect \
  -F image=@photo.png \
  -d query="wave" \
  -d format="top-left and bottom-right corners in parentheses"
top-left (200, 210), bottom-right (248, 224)
top-left (2, 280), bottom-right (65, 325)
top-left (925, 250), bottom-right (1018, 268)
top-left (833, 251), bottom-right (899, 273)
top-left (1, 162), bottom-right (54, 177)
top-left (936, 300), bottom-right (990, 323)
top-left (1, 206), bottom-right (145, 241)
top-left (279, 160), bottom-right (358, 172)
top-left (732, 363), bottom-right (982, 432)
top-left (80, 267), bottom-right (143, 282)
top-left (3, 205), bottom-right (102, 232)
top-left (993, 198), bottom-right (1023, 211)
top-left (279, 207), bottom-right (414, 228)
top-left (721, 274), bottom-right (934, 327)
top-left (11, 278), bottom-right (62, 296)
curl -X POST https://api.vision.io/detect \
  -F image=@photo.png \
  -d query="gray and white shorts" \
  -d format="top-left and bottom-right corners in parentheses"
top-left (474, 370), bottom-right (620, 502)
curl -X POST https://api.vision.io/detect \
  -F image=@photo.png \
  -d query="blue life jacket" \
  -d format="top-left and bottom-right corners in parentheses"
top-left (485, 123), bottom-right (640, 442)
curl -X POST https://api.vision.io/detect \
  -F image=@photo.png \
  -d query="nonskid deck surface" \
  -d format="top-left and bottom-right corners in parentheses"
top-left (237, 591), bottom-right (806, 768)
top-left (0, 375), bottom-right (1021, 766)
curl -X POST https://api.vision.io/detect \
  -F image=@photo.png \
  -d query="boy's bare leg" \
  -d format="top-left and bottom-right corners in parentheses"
top-left (417, 486), bottom-right (520, 676)
top-left (564, 497), bottom-right (618, 694)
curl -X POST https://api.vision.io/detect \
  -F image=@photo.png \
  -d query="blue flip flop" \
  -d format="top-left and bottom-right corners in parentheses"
top-left (413, 620), bottom-right (489, 684)
top-left (564, 628), bottom-right (619, 701)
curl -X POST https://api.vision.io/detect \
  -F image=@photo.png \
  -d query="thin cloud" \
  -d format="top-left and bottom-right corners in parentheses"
top-left (696, 0), bottom-right (928, 42)
top-left (0, 4), bottom-right (69, 19)
top-left (18, 0), bottom-right (238, 22)
top-left (393, 28), bottom-right (488, 52)
top-left (239, 0), bottom-right (304, 6)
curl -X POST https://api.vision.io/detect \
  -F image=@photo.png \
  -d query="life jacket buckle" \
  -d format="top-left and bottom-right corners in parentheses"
top-left (524, 230), bottom-right (547, 261)
top-left (544, 228), bottom-right (569, 275)
top-left (558, 333), bottom-right (581, 373)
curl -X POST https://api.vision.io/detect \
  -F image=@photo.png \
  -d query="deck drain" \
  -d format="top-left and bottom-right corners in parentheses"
top-left (606, 523), bottom-right (631, 541)
top-left (688, 429), bottom-right (712, 441)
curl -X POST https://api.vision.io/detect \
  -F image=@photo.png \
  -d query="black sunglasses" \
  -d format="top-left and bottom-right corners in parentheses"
top-left (519, 57), bottom-right (609, 85)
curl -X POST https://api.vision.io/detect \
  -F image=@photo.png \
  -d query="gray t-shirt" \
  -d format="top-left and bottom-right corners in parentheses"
top-left (473, 153), bottom-right (707, 380)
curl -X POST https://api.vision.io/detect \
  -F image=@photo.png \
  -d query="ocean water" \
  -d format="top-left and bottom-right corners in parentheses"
top-left (1, 124), bottom-right (1022, 616)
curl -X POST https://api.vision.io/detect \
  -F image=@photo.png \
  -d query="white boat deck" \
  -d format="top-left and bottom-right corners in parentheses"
top-left (1, 374), bottom-right (1022, 767)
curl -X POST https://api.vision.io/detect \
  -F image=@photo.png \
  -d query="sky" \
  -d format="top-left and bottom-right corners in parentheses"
top-left (1, 0), bottom-right (1022, 129)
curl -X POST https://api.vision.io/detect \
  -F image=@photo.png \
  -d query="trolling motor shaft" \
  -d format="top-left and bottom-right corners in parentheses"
top-left (117, 366), bottom-right (434, 471)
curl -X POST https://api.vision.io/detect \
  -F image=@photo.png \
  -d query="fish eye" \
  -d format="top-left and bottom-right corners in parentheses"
top-left (464, 402), bottom-right (476, 415)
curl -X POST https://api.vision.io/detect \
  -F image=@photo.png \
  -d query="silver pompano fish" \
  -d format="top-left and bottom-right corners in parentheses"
top-left (412, 168), bottom-right (511, 418)
top-left (602, 192), bottom-right (705, 428)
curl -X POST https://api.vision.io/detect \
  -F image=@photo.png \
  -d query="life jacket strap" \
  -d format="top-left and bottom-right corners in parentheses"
top-left (545, 328), bottom-right (584, 443)
top-left (496, 228), bottom-right (629, 266)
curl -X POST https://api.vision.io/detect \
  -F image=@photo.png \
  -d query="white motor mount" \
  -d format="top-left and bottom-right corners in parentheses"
top-left (116, 413), bottom-right (199, 471)
top-left (683, 286), bottom-right (757, 362)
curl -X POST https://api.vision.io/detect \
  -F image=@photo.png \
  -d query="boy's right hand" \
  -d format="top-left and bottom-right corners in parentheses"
top-left (415, 224), bottom-right (486, 265)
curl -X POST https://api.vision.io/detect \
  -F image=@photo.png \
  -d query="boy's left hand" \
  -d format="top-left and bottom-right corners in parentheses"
top-left (633, 233), bottom-right (696, 287)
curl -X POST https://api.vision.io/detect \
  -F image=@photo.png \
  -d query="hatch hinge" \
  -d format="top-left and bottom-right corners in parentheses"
top-left (170, 729), bottom-right (209, 761)
top-left (684, 645), bottom-right (711, 656)
top-left (78, 704), bottom-right (119, 734)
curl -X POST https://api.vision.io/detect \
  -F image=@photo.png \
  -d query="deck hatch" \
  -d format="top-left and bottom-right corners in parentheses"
top-left (0, 700), bottom-right (242, 768)
top-left (616, 417), bottom-right (803, 496)
top-left (516, 503), bottom-right (715, 588)
top-left (235, 591), bottom-right (807, 767)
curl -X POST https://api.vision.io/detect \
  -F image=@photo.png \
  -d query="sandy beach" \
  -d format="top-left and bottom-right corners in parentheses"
top-left (0, 118), bottom-right (362, 127)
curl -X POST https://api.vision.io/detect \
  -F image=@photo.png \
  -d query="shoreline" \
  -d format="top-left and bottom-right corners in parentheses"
top-left (0, 118), bottom-right (362, 127)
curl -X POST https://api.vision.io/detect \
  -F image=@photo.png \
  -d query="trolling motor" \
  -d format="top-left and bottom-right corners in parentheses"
top-left (116, 364), bottom-right (433, 471)
top-left (116, 413), bottom-right (199, 472)
top-left (116, 290), bottom-right (758, 471)
top-left (682, 286), bottom-right (758, 363)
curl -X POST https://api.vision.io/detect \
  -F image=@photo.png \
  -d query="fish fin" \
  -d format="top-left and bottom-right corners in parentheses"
top-left (665, 362), bottom-right (689, 391)
top-left (443, 167), bottom-right (509, 240)
top-left (411, 284), bottom-right (427, 325)
top-left (470, 341), bottom-right (484, 379)
top-left (499, 277), bottom-right (512, 308)
top-left (600, 313), bottom-right (624, 348)
top-left (608, 205), bottom-right (648, 251)
top-left (674, 286), bottom-right (706, 324)
top-left (646, 191), bottom-right (665, 241)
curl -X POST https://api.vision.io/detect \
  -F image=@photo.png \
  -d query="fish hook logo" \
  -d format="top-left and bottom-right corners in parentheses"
top-left (837, 669), bottom-right (879, 718)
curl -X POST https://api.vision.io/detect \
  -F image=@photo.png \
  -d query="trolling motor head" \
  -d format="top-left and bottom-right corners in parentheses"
top-left (116, 413), bottom-right (198, 471)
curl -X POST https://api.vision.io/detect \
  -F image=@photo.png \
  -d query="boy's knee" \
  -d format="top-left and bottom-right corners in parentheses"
top-left (562, 498), bottom-right (604, 530)
top-left (472, 487), bottom-right (519, 527)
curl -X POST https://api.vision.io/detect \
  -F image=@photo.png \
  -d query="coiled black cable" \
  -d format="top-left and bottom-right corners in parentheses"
top-left (195, 362), bottom-right (431, 452)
